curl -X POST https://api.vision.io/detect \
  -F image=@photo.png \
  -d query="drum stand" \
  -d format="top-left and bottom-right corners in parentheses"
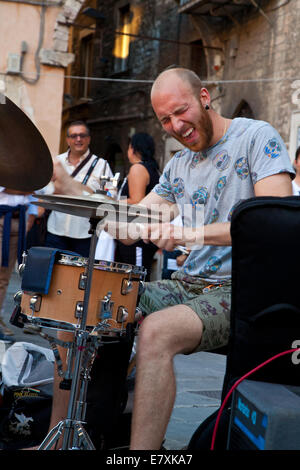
top-left (39, 218), bottom-right (101, 450)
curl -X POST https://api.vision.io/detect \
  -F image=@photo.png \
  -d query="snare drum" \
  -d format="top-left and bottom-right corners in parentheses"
top-left (20, 254), bottom-right (146, 333)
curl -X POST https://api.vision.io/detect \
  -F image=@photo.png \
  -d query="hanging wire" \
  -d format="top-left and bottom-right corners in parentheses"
top-left (2, 70), bottom-right (300, 86)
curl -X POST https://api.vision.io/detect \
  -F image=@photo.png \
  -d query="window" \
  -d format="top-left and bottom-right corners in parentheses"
top-left (78, 33), bottom-right (94, 99)
top-left (114, 4), bottom-right (131, 73)
top-left (190, 39), bottom-right (207, 80)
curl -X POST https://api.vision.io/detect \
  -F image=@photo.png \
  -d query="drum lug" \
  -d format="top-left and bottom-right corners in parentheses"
top-left (134, 307), bottom-right (143, 322)
top-left (138, 281), bottom-right (145, 296)
top-left (30, 294), bottom-right (42, 312)
top-left (78, 272), bottom-right (87, 290)
top-left (100, 292), bottom-right (114, 320)
top-left (116, 306), bottom-right (128, 323)
top-left (75, 301), bottom-right (84, 319)
top-left (121, 278), bottom-right (133, 295)
top-left (18, 251), bottom-right (27, 277)
top-left (14, 290), bottom-right (23, 306)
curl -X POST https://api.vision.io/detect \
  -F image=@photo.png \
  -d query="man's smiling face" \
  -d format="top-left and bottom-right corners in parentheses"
top-left (66, 124), bottom-right (91, 155)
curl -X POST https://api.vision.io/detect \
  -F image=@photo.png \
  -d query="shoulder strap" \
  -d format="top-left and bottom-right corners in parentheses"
top-left (69, 151), bottom-right (101, 186)
top-left (70, 151), bottom-right (93, 178)
top-left (82, 157), bottom-right (100, 185)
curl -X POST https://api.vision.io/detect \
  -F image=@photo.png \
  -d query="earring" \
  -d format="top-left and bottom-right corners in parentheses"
top-left (205, 104), bottom-right (210, 110)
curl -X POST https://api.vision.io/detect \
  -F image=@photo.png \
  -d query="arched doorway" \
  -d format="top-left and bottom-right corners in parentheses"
top-left (190, 39), bottom-right (208, 81)
top-left (232, 100), bottom-right (254, 119)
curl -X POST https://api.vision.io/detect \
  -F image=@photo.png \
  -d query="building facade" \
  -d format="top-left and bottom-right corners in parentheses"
top-left (0, 0), bottom-right (85, 157)
top-left (61, 0), bottom-right (300, 176)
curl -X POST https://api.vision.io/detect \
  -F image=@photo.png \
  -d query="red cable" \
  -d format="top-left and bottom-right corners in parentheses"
top-left (210, 347), bottom-right (300, 450)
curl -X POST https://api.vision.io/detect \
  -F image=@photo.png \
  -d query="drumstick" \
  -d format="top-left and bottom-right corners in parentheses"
top-left (135, 223), bottom-right (190, 255)
top-left (176, 246), bottom-right (189, 255)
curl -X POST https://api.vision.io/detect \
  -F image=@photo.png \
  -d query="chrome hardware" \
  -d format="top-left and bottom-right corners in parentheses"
top-left (112, 172), bottom-right (120, 189)
top-left (18, 251), bottom-right (27, 276)
top-left (116, 306), bottom-right (128, 323)
top-left (121, 278), bottom-right (133, 295)
top-left (134, 307), bottom-right (143, 322)
top-left (57, 254), bottom-right (146, 277)
top-left (78, 272), bottom-right (87, 290)
top-left (138, 281), bottom-right (145, 296)
top-left (97, 173), bottom-right (120, 193)
top-left (14, 290), bottom-right (23, 306)
top-left (29, 294), bottom-right (42, 312)
top-left (100, 291), bottom-right (114, 320)
top-left (75, 301), bottom-right (84, 319)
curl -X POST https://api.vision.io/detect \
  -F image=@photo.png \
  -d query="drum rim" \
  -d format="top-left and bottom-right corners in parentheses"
top-left (57, 253), bottom-right (146, 276)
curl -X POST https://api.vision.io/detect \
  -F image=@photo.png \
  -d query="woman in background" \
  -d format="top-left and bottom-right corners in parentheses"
top-left (115, 133), bottom-right (160, 281)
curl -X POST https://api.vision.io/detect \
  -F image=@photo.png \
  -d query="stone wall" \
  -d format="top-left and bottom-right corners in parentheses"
top-left (65, 0), bottom-right (300, 170)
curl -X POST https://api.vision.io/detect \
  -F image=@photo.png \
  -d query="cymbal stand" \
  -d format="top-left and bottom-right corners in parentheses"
top-left (39, 217), bottom-right (101, 450)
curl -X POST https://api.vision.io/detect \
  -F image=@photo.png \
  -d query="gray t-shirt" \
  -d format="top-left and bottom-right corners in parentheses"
top-left (153, 118), bottom-right (295, 283)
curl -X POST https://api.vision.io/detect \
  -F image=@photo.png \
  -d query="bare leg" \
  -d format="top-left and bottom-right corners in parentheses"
top-left (130, 305), bottom-right (203, 450)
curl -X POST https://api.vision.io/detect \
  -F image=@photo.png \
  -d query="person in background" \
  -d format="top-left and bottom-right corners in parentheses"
top-left (0, 188), bottom-right (35, 341)
top-left (43, 120), bottom-right (113, 257)
top-left (23, 121), bottom-right (113, 334)
top-left (292, 146), bottom-right (300, 195)
top-left (114, 132), bottom-right (160, 281)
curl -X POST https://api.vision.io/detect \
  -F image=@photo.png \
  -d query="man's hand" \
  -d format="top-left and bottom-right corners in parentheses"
top-left (52, 160), bottom-right (73, 194)
top-left (176, 253), bottom-right (189, 266)
top-left (139, 222), bottom-right (203, 251)
top-left (52, 159), bottom-right (93, 195)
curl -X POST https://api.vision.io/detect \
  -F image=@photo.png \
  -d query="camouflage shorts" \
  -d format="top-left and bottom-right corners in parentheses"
top-left (138, 277), bottom-right (231, 352)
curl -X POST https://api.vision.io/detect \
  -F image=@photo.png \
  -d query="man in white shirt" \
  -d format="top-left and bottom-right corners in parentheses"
top-left (43, 121), bottom-right (113, 256)
top-left (292, 147), bottom-right (300, 195)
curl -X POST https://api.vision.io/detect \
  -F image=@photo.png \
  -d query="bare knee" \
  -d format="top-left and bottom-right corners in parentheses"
top-left (138, 313), bottom-right (167, 359)
top-left (137, 306), bottom-right (203, 360)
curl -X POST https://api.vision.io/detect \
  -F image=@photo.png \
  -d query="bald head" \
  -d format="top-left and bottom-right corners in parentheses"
top-left (150, 67), bottom-right (213, 152)
top-left (151, 68), bottom-right (203, 102)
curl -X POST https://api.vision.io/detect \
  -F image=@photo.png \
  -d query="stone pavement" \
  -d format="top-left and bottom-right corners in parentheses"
top-left (165, 352), bottom-right (226, 449)
top-left (0, 269), bottom-right (227, 450)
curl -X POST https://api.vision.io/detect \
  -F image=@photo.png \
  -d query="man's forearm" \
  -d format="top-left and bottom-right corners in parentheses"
top-left (203, 222), bottom-right (231, 246)
top-left (176, 221), bottom-right (232, 249)
top-left (54, 178), bottom-right (93, 195)
top-left (119, 220), bottom-right (232, 253)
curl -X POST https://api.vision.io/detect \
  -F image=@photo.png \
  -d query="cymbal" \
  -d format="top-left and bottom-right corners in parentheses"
top-left (34, 196), bottom-right (191, 253)
top-left (36, 192), bottom-right (125, 210)
top-left (33, 193), bottom-right (162, 223)
top-left (0, 96), bottom-right (53, 191)
top-left (33, 199), bottom-right (106, 220)
top-left (35, 193), bottom-right (162, 222)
